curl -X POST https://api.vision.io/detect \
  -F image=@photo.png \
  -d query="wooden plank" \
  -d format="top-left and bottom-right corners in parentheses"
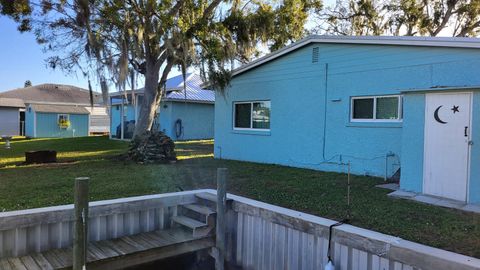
top-left (30, 253), bottom-right (54, 270)
top-left (7, 257), bottom-right (28, 270)
top-left (88, 236), bottom-right (215, 270)
top-left (90, 242), bottom-right (119, 259)
top-left (123, 235), bottom-right (153, 250)
top-left (97, 240), bottom-right (128, 256)
top-left (0, 258), bottom-right (13, 270)
top-left (19, 255), bottom-right (41, 270)
top-left (41, 250), bottom-right (64, 269)
top-left (183, 204), bottom-right (216, 216)
top-left (135, 233), bottom-right (162, 248)
top-left (50, 248), bottom-right (72, 268)
top-left (120, 236), bottom-right (148, 251)
top-left (108, 237), bottom-right (141, 254)
top-left (171, 216), bottom-right (206, 229)
top-left (195, 192), bottom-right (218, 203)
top-left (88, 243), bottom-right (110, 260)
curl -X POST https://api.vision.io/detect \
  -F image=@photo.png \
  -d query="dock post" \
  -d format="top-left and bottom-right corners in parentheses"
top-left (215, 168), bottom-right (227, 270)
top-left (73, 177), bottom-right (89, 270)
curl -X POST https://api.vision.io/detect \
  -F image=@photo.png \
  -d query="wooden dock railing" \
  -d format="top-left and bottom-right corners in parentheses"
top-left (0, 188), bottom-right (479, 270)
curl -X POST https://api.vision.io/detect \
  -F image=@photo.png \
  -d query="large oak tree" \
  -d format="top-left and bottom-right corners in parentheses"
top-left (1, 0), bottom-right (321, 138)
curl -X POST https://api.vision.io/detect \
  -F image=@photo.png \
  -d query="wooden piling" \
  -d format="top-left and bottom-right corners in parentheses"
top-left (215, 168), bottom-right (227, 270)
top-left (73, 177), bottom-right (89, 270)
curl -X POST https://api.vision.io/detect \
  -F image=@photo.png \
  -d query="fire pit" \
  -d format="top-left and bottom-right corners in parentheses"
top-left (25, 150), bottom-right (57, 164)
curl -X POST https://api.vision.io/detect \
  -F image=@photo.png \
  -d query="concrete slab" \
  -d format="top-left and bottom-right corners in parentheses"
top-left (375, 183), bottom-right (399, 191)
top-left (387, 190), bottom-right (416, 198)
top-left (461, 204), bottom-right (480, 214)
top-left (413, 195), bottom-right (442, 205)
top-left (388, 191), bottom-right (480, 214)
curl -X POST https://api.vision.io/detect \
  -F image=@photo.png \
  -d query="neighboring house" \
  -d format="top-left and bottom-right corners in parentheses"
top-left (0, 98), bottom-right (25, 136)
top-left (110, 73), bottom-right (214, 140)
top-left (25, 104), bottom-right (89, 138)
top-left (0, 84), bottom-right (109, 137)
top-left (215, 35), bottom-right (480, 204)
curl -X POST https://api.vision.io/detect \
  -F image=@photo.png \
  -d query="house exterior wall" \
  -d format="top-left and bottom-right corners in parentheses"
top-left (159, 101), bottom-right (214, 140)
top-left (25, 107), bottom-right (35, 137)
top-left (110, 98), bottom-right (214, 141)
top-left (0, 107), bottom-right (19, 136)
top-left (215, 43), bottom-right (480, 202)
top-left (110, 103), bottom-right (136, 138)
top-left (35, 112), bottom-right (89, 138)
top-left (85, 106), bottom-right (109, 134)
top-left (110, 104), bottom-right (123, 137)
top-left (157, 101), bottom-right (173, 137)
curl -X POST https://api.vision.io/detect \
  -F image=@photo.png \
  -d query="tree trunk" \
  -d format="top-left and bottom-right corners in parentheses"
top-left (133, 66), bottom-right (161, 138)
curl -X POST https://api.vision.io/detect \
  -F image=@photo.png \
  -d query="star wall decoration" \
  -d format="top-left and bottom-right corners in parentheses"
top-left (451, 105), bottom-right (459, 114)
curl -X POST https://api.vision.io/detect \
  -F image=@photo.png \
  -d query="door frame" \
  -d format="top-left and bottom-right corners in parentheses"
top-left (422, 91), bottom-right (472, 203)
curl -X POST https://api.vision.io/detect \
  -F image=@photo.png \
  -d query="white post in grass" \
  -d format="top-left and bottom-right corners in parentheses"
top-left (215, 168), bottom-right (227, 270)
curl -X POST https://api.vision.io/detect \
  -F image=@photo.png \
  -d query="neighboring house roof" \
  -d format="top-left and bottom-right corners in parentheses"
top-left (30, 104), bottom-right (90, 114)
top-left (232, 35), bottom-right (480, 77)
top-left (0, 98), bottom-right (25, 108)
top-left (110, 73), bottom-right (215, 103)
top-left (165, 73), bottom-right (215, 103)
top-left (0, 84), bottom-right (103, 105)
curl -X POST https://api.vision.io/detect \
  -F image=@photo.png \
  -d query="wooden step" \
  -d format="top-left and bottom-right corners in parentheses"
top-left (195, 192), bottom-right (219, 203)
top-left (182, 204), bottom-right (216, 216)
top-left (171, 216), bottom-right (207, 230)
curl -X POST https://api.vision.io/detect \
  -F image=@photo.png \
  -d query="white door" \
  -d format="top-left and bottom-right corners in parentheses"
top-left (423, 92), bottom-right (471, 202)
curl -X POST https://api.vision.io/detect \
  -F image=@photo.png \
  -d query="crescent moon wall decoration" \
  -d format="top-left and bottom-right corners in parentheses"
top-left (434, 106), bottom-right (447, 124)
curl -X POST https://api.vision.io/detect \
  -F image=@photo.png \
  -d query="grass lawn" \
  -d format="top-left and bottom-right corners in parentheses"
top-left (0, 136), bottom-right (479, 258)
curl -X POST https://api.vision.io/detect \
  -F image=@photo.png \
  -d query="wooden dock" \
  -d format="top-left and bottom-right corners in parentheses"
top-left (0, 228), bottom-right (214, 270)
top-left (0, 192), bottom-right (221, 270)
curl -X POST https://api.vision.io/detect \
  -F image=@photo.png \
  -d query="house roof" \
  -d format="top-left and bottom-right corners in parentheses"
top-left (30, 104), bottom-right (90, 114)
top-left (110, 73), bottom-right (214, 103)
top-left (0, 84), bottom-right (103, 106)
top-left (0, 98), bottom-right (25, 108)
top-left (232, 35), bottom-right (480, 77)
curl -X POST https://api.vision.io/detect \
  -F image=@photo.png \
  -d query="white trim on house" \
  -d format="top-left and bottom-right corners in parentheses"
top-left (233, 100), bottom-right (271, 131)
top-left (350, 95), bottom-right (403, 123)
top-left (232, 35), bottom-right (480, 77)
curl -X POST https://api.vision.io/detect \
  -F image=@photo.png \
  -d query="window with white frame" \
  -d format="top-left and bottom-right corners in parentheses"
top-left (351, 95), bottom-right (402, 122)
top-left (58, 114), bottom-right (69, 122)
top-left (234, 101), bottom-right (271, 130)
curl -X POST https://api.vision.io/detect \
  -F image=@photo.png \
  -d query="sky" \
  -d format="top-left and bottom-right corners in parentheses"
top-left (0, 2), bottom-right (332, 93)
top-left (0, 17), bottom-right (91, 91)
top-left (0, 17), bottom-right (183, 93)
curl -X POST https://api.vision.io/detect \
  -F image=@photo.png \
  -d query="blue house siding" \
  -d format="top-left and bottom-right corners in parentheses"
top-left (215, 42), bottom-right (480, 203)
top-left (399, 94), bottom-right (425, 193)
top-left (35, 113), bottom-right (89, 138)
top-left (165, 101), bottom-right (214, 140)
top-left (110, 104), bottom-right (122, 136)
top-left (110, 100), bottom-right (214, 141)
top-left (158, 101), bottom-right (173, 138)
top-left (25, 107), bottom-right (35, 137)
top-left (110, 103), bottom-right (136, 137)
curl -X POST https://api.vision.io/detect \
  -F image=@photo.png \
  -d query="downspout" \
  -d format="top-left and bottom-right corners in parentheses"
top-left (322, 63), bottom-right (329, 161)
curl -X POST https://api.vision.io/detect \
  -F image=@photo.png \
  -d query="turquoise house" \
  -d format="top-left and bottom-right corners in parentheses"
top-left (25, 104), bottom-right (89, 138)
top-left (215, 36), bottom-right (480, 204)
top-left (110, 73), bottom-right (215, 140)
